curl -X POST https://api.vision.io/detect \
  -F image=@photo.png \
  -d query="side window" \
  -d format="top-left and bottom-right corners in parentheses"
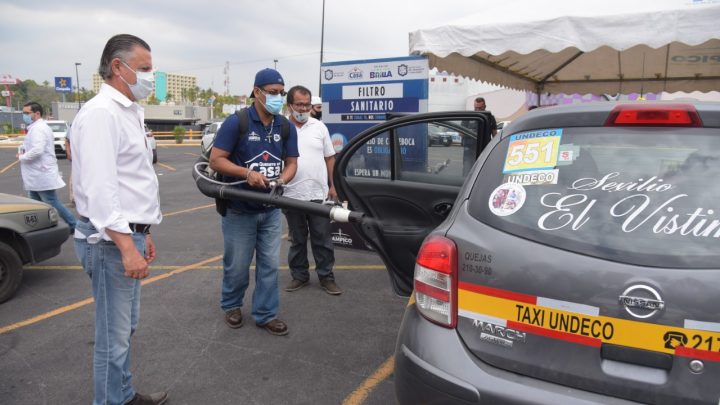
top-left (346, 131), bottom-right (391, 179)
top-left (344, 118), bottom-right (482, 186)
top-left (396, 120), bottom-right (476, 187)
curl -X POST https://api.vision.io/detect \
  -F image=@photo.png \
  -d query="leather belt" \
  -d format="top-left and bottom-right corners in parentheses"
top-left (129, 223), bottom-right (151, 234)
top-left (79, 216), bottom-right (151, 234)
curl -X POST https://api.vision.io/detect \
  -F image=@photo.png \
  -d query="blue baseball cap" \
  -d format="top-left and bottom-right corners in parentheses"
top-left (251, 68), bottom-right (284, 97)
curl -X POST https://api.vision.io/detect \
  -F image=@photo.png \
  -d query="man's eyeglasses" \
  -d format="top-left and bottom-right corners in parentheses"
top-left (291, 103), bottom-right (312, 110)
top-left (259, 88), bottom-right (286, 97)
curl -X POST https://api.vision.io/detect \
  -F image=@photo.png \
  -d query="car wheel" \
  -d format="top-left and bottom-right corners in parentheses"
top-left (0, 241), bottom-right (23, 304)
top-left (152, 149), bottom-right (158, 164)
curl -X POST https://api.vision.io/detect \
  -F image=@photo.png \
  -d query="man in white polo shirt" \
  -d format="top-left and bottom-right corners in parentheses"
top-left (283, 85), bottom-right (341, 295)
top-left (71, 34), bottom-right (166, 405)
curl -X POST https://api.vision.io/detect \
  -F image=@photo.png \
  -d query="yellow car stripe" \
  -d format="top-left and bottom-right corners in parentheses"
top-left (0, 204), bottom-right (46, 214)
top-left (459, 287), bottom-right (720, 362)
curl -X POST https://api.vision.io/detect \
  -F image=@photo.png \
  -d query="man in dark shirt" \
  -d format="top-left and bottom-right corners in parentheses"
top-left (209, 68), bottom-right (299, 336)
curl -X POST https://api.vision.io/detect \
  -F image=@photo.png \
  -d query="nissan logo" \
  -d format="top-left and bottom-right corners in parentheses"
top-left (619, 284), bottom-right (665, 319)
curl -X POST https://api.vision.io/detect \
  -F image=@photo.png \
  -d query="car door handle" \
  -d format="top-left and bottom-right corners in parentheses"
top-left (434, 202), bottom-right (453, 217)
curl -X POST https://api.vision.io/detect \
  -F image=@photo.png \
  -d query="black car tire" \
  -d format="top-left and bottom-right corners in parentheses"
top-left (0, 241), bottom-right (23, 304)
top-left (152, 149), bottom-right (158, 164)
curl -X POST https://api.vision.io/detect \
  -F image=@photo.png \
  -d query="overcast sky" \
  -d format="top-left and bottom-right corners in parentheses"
top-left (0, 0), bottom-right (697, 98)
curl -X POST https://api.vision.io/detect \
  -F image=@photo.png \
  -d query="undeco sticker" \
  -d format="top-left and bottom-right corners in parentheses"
top-left (503, 129), bottom-right (563, 173)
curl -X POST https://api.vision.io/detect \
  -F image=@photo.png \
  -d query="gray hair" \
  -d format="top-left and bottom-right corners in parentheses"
top-left (98, 34), bottom-right (151, 80)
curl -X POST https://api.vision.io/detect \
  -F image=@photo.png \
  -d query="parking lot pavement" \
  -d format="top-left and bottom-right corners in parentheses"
top-left (0, 145), bottom-right (406, 404)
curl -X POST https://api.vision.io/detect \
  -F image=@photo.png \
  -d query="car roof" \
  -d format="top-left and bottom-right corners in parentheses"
top-left (502, 101), bottom-right (720, 137)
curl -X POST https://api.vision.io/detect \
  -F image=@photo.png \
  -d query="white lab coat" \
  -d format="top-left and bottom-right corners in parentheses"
top-left (19, 119), bottom-right (65, 191)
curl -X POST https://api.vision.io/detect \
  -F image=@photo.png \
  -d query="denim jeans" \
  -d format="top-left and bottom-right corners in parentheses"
top-left (221, 209), bottom-right (281, 325)
top-left (284, 208), bottom-right (335, 282)
top-left (75, 219), bottom-right (145, 405)
top-left (28, 189), bottom-right (77, 230)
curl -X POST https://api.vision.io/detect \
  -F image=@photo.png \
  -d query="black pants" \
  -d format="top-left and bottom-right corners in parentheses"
top-left (284, 207), bottom-right (336, 282)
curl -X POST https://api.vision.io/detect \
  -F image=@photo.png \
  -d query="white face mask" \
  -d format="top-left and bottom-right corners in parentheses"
top-left (120, 61), bottom-right (155, 100)
top-left (291, 108), bottom-right (310, 123)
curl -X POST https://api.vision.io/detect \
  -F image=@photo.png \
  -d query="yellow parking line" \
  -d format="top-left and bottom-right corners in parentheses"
top-left (157, 162), bottom-right (176, 171)
top-left (184, 152), bottom-right (200, 157)
top-left (26, 264), bottom-right (386, 271)
top-left (0, 255), bottom-right (222, 335)
top-left (342, 356), bottom-right (394, 405)
top-left (1, 160), bottom-right (19, 174)
top-left (163, 203), bottom-right (215, 217)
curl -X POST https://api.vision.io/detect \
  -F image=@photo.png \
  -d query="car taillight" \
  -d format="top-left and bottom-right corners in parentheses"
top-left (605, 103), bottom-right (702, 127)
top-left (414, 235), bottom-right (457, 328)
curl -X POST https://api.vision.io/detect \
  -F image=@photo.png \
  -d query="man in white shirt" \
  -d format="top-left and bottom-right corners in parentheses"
top-left (70, 34), bottom-right (166, 405)
top-left (17, 102), bottom-right (76, 233)
top-left (283, 86), bottom-right (341, 295)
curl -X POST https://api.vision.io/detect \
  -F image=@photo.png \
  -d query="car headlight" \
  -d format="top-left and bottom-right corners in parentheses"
top-left (48, 208), bottom-right (59, 224)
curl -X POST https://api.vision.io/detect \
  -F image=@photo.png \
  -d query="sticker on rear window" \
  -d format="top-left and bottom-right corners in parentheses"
top-left (503, 169), bottom-right (559, 186)
top-left (557, 143), bottom-right (579, 166)
top-left (503, 129), bottom-right (563, 173)
top-left (489, 183), bottom-right (526, 216)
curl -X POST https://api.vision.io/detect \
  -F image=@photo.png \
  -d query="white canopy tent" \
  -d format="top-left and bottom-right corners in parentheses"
top-left (409, 1), bottom-right (720, 101)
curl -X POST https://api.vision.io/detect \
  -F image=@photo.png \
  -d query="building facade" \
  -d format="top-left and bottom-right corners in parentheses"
top-left (93, 71), bottom-right (197, 103)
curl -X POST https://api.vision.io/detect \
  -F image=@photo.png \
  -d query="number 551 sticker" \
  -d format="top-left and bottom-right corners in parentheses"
top-left (503, 129), bottom-right (563, 174)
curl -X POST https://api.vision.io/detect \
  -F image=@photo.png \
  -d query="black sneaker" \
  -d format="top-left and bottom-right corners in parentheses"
top-left (320, 279), bottom-right (342, 295)
top-left (224, 308), bottom-right (244, 328)
top-left (285, 279), bottom-right (308, 292)
top-left (125, 391), bottom-right (168, 405)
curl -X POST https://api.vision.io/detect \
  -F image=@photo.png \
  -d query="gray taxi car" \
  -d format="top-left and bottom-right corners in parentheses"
top-left (334, 103), bottom-right (720, 404)
top-left (0, 193), bottom-right (69, 303)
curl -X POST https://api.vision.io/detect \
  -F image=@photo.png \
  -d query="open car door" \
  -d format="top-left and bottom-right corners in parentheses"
top-left (334, 111), bottom-right (492, 296)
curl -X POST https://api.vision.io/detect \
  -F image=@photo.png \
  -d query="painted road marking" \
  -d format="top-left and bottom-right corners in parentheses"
top-left (342, 356), bottom-right (394, 405)
top-left (163, 203), bottom-right (215, 217)
top-left (0, 160), bottom-right (19, 174)
top-left (0, 255), bottom-right (223, 335)
top-left (157, 162), bottom-right (176, 171)
top-left (26, 264), bottom-right (386, 271)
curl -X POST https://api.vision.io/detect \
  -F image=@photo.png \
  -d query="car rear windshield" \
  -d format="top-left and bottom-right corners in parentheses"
top-left (469, 126), bottom-right (720, 268)
top-left (48, 123), bottom-right (67, 132)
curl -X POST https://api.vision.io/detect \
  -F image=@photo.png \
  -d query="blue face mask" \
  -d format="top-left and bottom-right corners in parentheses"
top-left (22, 114), bottom-right (33, 125)
top-left (262, 93), bottom-right (284, 115)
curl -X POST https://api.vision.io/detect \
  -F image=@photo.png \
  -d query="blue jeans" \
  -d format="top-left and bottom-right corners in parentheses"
top-left (28, 189), bottom-right (77, 230)
top-left (74, 219), bottom-right (145, 405)
top-left (221, 209), bottom-right (281, 325)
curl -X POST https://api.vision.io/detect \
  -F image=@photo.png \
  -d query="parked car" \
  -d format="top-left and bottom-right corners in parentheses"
top-left (428, 123), bottom-right (454, 146)
top-left (144, 124), bottom-right (157, 164)
top-left (0, 193), bottom-right (69, 303)
top-left (332, 103), bottom-right (720, 404)
top-left (201, 121), bottom-right (223, 154)
top-left (47, 120), bottom-right (69, 158)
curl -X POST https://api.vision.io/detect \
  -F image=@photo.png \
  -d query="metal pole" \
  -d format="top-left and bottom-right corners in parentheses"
top-left (75, 62), bottom-right (82, 109)
top-left (319, 0), bottom-right (326, 97)
top-left (274, 59), bottom-right (278, 70)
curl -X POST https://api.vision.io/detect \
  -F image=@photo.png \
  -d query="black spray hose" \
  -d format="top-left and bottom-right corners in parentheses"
top-left (192, 158), bottom-right (365, 224)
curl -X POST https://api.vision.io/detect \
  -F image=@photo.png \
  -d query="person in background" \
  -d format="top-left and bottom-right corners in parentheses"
top-left (283, 85), bottom-right (341, 296)
top-left (17, 101), bottom-right (76, 233)
top-left (71, 34), bottom-right (166, 405)
top-left (209, 68), bottom-right (299, 336)
top-left (310, 96), bottom-right (322, 121)
top-left (474, 97), bottom-right (497, 137)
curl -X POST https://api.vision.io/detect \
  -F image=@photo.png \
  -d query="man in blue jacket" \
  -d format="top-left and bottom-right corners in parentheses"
top-left (209, 68), bottom-right (298, 336)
